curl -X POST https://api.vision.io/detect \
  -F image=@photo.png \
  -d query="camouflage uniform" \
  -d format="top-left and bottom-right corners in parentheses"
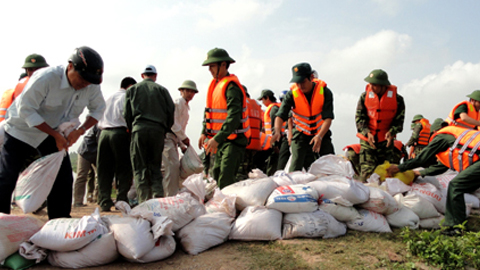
top-left (406, 122), bottom-right (426, 156)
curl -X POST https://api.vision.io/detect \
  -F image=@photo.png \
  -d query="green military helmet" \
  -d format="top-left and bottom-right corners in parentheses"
top-left (364, 69), bottom-right (390, 86)
top-left (467, 90), bottom-right (480, 102)
top-left (22, 54), bottom-right (49, 68)
top-left (430, 118), bottom-right (447, 133)
top-left (412, 114), bottom-right (424, 123)
top-left (202, 48), bottom-right (235, 66)
top-left (178, 80), bottom-right (199, 93)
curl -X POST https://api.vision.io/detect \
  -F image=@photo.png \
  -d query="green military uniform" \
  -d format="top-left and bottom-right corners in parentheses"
top-left (406, 122), bottom-right (425, 155)
top-left (397, 129), bottom-right (480, 228)
top-left (124, 76), bottom-right (175, 203)
top-left (356, 69), bottom-right (405, 182)
top-left (276, 85), bottom-right (335, 172)
top-left (345, 148), bottom-right (361, 176)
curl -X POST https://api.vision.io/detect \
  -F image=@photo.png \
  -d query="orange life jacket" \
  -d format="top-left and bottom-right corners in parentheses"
top-left (14, 76), bottom-right (29, 99)
top-left (432, 126), bottom-right (480, 172)
top-left (290, 79), bottom-right (326, 136)
top-left (445, 101), bottom-right (480, 130)
top-left (264, 103), bottom-right (286, 136)
top-left (246, 98), bottom-right (262, 150)
top-left (357, 85), bottom-right (398, 143)
top-left (0, 89), bottom-right (15, 122)
top-left (259, 132), bottom-right (272, 151)
top-left (417, 118), bottom-right (431, 146)
top-left (204, 74), bottom-right (250, 141)
top-left (343, 144), bottom-right (361, 154)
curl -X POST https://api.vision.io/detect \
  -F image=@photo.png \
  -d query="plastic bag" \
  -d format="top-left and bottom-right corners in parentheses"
top-left (179, 145), bottom-right (204, 179)
top-left (308, 154), bottom-right (355, 178)
top-left (14, 150), bottom-right (66, 213)
top-left (374, 161), bottom-right (415, 185)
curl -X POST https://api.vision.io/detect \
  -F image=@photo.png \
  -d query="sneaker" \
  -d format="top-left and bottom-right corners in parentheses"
top-left (74, 203), bottom-right (87, 208)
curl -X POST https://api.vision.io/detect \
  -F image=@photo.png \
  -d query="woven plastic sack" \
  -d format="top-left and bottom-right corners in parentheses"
top-left (359, 187), bottom-right (400, 215)
top-left (265, 184), bottom-right (319, 213)
top-left (126, 236), bottom-right (176, 263)
top-left (179, 145), bottom-right (204, 179)
top-left (0, 214), bottom-right (44, 262)
top-left (221, 178), bottom-right (277, 211)
top-left (282, 209), bottom-right (346, 239)
top-left (346, 209), bottom-right (392, 233)
top-left (318, 199), bottom-right (362, 222)
top-left (229, 206), bottom-right (282, 241)
top-left (308, 154), bottom-right (355, 178)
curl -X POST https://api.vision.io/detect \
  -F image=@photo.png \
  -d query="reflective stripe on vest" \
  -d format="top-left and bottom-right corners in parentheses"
top-left (264, 103), bottom-right (286, 136)
top-left (260, 132), bottom-right (271, 151)
top-left (445, 101), bottom-right (480, 130)
top-left (291, 79), bottom-right (326, 136)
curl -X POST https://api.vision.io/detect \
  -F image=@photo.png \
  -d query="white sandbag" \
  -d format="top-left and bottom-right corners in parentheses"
top-left (56, 120), bottom-right (80, 137)
top-left (0, 214), bottom-right (44, 262)
top-left (382, 178), bottom-right (412, 196)
top-left (14, 150), bottom-right (65, 213)
top-left (395, 193), bottom-right (439, 219)
top-left (386, 207), bottom-right (419, 229)
top-left (465, 193), bottom-right (480, 209)
top-left (346, 209), bottom-right (392, 233)
top-left (221, 178), bottom-right (277, 211)
top-left (103, 216), bottom-right (154, 260)
top-left (265, 184), bottom-right (319, 213)
top-left (179, 145), bottom-right (204, 179)
top-left (360, 187), bottom-right (400, 215)
top-left (408, 183), bottom-right (445, 213)
top-left (307, 154), bottom-right (355, 178)
top-left (178, 212), bottom-right (233, 255)
top-left (416, 175), bottom-right (442, 190)
top-left (229, 206), bottom-right (282, 241)
top-left (181, 173), bottom-right (206, 203)
top-left (30, 208), bottom-right (107, 252)
top-left (47, 232), bottom-right (118, 268)
top-left (131, 192), bottom-right (205, 231)
top-left (271, 171), bottom-right (296, 186)
top-left (310, 175), bottom-right (370, 206)
top-left (205, 188), bottom-right (237, 217)
top-left (126, 235), bottom-right (176, 263)
top-left (18, 241), bottom-right (47, 263)
top-left (248, 169), bottom-right (268, 179)
top-left (127, 182), bottom-right (137, 200)
top-left (318, 199), bottom-right (362, 222)
top-left (282, 209), bottom-right (346, 239)
top-left (419, 215), bottom-right (444, 229)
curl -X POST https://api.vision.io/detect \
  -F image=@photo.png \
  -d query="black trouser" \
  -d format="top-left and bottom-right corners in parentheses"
top-left (0, 132), bottom-right (73, 219)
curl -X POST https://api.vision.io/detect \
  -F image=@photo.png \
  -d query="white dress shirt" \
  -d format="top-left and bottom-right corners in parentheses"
top-left (98, 89), bottom-right (127, 129)
top-left (5, 65), bottom-right (105, 148)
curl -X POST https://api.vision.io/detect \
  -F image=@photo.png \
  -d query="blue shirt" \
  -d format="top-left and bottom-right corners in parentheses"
top-left (5, 65), bottom-right (105, 148)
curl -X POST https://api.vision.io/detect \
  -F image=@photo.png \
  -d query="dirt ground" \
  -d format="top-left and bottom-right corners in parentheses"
top-left (11, 203), bottom-right (251, 270)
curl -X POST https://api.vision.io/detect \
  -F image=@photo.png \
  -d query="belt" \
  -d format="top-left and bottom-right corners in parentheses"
top-left (103, 127), bottom-right (127, 131)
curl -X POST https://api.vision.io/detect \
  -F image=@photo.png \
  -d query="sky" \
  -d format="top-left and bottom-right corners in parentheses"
top-left (1, 0), bottom-right (480, 155)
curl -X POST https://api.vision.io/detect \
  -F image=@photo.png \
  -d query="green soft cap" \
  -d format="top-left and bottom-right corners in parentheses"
top-left (257, 89), bottom-right (275, 100)
top-left (467, 90), bottom-right (480, 101)
top-left (430, 118), bottom-right (448, 133)
top-left (202, 48), bottom-right (235, 66)
top-left (178, 80), bottom-right (199, 93)
top-left (22, 54), bottom-right (49, 68)
top-left (364, 69), bottom-right (391, 86)
top-left (412, 114), bottom-right (424, 122)
top-left (290, 62), bottom-right (312, 83)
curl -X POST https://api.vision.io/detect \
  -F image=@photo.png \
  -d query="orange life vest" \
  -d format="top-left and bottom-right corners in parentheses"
top-left (246, 98), bottom-right (262, 150)
top-left (14, 76), bottom-right (29, 99)
top-left (343, 144), bottom-right (361, 154)
top-left (445, 101), bottom-right (480, 130)
top-left (432, 126), bottom-right (480, 172)
top-left (204, 74), bottom-right (250, 141)
top-left (259, 132), bottom-right (272, 151)
top-left (417, 118), bottom-right (431, 146)
top-left (0, 89), bottom-right (14, 122)
top-left (264, 103), bottom-right (286, 136)
top-left (357, 85), bottom-right (398, 143)
top-left (290, 79), bottom-right (326, 136)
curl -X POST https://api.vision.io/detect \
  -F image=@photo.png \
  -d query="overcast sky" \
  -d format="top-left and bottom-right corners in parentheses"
top-left (1, 0), bottom-right (480, 155)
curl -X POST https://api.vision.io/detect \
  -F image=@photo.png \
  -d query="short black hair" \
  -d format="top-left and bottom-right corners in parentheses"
top-left (121, 77), bottom-right (137, 89)
top-left (266, 95), bottom-right (277, 102)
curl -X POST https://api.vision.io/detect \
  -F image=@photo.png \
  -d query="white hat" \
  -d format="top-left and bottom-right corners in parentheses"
top-left (142, 65), bottom-right (157, 74)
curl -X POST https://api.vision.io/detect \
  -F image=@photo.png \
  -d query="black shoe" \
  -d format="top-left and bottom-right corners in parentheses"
top-left (74, 203), bottom-right (87, 208)
top-left (441, 227), bottom-right (462, 236)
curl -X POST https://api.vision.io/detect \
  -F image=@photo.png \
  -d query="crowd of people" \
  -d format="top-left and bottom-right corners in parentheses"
top-left (0, 46), bottom-right (480, 235)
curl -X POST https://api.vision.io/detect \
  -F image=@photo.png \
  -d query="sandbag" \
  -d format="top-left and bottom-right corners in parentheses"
top-left (266, 184), bottom-right (319, 213)
top-left (360, 187), bottom-right (400, 215)
top-left (179, 145), bottom-right (204, 179)
top-left (14, 150), bottom-right (65, 213)
top-left (310, 175), bottom-right (370, 206)
top-left (126, 235), bottom-right (176, 263)
top-left (271, 171), bottom-right (296, 186)
top-left (282, 209), bottom-right (346, 239)
top-left (382, 177), bottom-right (412, 196)
top-left (131, 192), bottom-right (205, 231)
top-left (408, 183), bottom-right (445, 213)
top-left (346, 209), bottom-right (392, 233)
top-left (205, 188), bottom-right (237, 217)
top-left (47, 232), bottom-right (118, 268)
top-left (308, 154), bottom-right (355, 178)
top-left (0, 214), bottom-right (44, 263)
top-left (419, 215), bottom-right (444, 229)
top-left (30, 209), bottom-right (107, 252)
top-left (318, 199), bottom-right (362, 222)
top-left (248, 169), bottom-right (268, 179)
top-left (221, 178), bottom-right (277, 211)
top-left (288, 171), bottom-right (318, 184)
top-left (177, 212), bottom-right (233, 255)
top-left (386, 206), bottom-right (419, 229)
top-left (395, 193), bottom-right (439, 219)
top-left (229, 206), bottom-right (282, 241)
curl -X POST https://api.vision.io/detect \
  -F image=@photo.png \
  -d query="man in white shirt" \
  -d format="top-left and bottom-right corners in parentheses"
top-left (97, 77), bottom-right (137, 211)
top-left (162, 80), bottom-right (198, 196)
top-left (0, 46), bottom-right (105, 219)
